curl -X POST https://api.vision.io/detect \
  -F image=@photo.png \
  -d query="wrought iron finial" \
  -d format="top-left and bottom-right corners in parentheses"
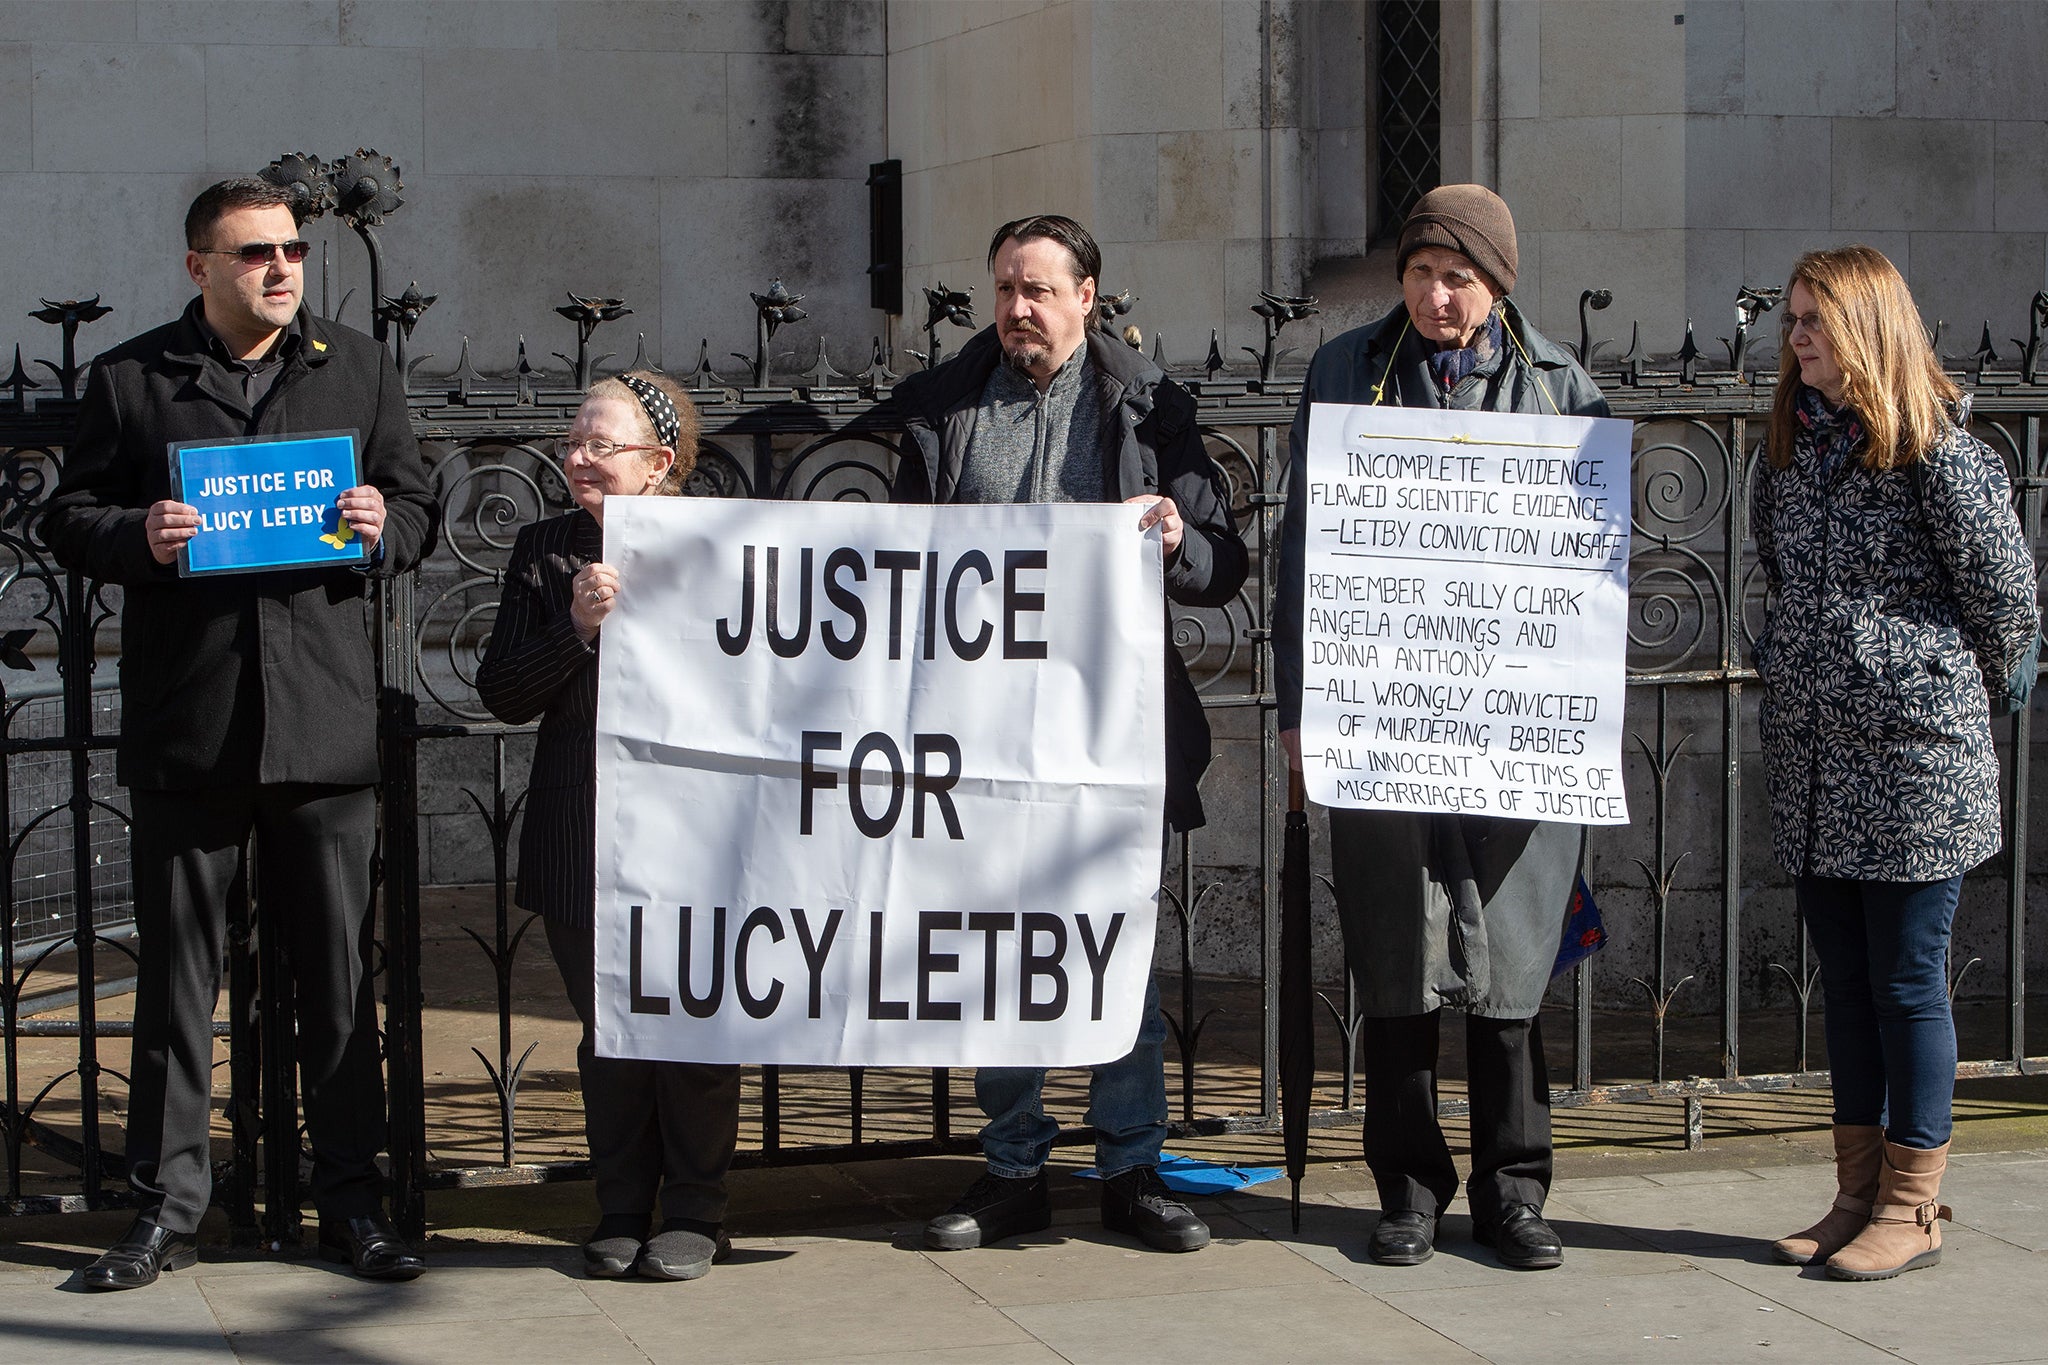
top-left (554, 292), bottom-right (631, 390)
top-left (30, 296), bottom-right (113, 400)
top-left (1096, 289), bottom-right (1137, 330)
top-left (682, 339), bottom-right (726, 390)
top-left (1678, 321), bottom-right (1701, 386)
top-left (748, 280), bottom-right (808, 386)
top-left (260, 152), bottom-right (335, 220)
top-left (1721, 285), bottom-right (1782, 375)
top-left (377, 281), bottom-right (437, 375)
top-left (1204, 329), bottom-right (1227, 378)
top-left (2, 345), bottom-right (37, 406)
top-left (921, 282), bottom-right (973, 370)
top-left (330, 150), bottom-right (404, 229)
top-left (859, 336), bottom-right (898, 394)
top-left (1577, 288), bottom-right (1613, 367)
top-left (2021, 290), bottom-right (2048, 384)
top-left (800, 336), bottom-right (848, 391)
top-left (513, 335), bottom-right (540, 405)
top-left (1247, 290), bottom-right (1318, 382)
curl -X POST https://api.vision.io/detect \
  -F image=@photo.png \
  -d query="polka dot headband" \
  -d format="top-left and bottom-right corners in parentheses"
top-left (615, 373), bottom-right (680, 450)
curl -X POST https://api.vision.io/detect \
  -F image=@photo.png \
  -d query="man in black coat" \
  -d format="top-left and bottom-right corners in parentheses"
top-left (891, 215), bottom-right (1247, 1255)
top-left (41, 178), bottom-right (439, 1289)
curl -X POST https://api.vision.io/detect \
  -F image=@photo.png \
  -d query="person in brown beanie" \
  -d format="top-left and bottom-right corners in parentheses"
top-left (1270, 184), bottom-right (1608, 1271)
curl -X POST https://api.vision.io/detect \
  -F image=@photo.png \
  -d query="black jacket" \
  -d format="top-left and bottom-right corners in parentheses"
top-left (474, 510), bottom-right (606, 925)
top-left (41, 299), bottom-right (438, 790)
top-left (890, 326), bottom-right (1248, 831)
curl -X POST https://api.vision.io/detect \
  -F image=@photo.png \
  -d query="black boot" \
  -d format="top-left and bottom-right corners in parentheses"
top-left (924, 1170), bottom-right (1052, 1250)
top-left (82, 1216), bottom-right (198, 1292)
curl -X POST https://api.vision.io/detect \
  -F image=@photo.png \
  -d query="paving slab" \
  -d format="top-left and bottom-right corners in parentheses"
top-left (219, 1309), bottom-right (650, 1365)
top-left (1378, 1264), bottom-right (1900, 1365)
top-left (1700, 1225), bottom-right (2048, 1365)
top-left (196, 1263), bottom-right (601, 1338)
top-left (1940, 1154), bottom-right (2048, 1252)
top-left (584, 1233), bottom-right (1038, 1364)
top-left (920, 1211), bottom-right (1326, 1308)
top-left (1232, 1198), bottom-right (1682, 1291)
top-left (1001, 1278), bottom-right (1487, 1365)
top-left (0, 1276), bottom-right (236, 1363)
top-left (1538, 1169), bottom-right (1827, 1256)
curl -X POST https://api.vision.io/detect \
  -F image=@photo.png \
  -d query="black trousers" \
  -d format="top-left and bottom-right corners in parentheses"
top-left (125, 784), bottom-right (385, 1234)
top-left (544, 916), bottom-right (741, 1234)
top-left (1362, 1009), bottom-right (1552, 1227)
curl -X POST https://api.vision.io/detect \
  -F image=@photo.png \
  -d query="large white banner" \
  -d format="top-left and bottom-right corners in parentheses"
top-left (592, 498), bottom-right (1165, 1067)
top-left (1300, 403), bottom-right (1633, 824)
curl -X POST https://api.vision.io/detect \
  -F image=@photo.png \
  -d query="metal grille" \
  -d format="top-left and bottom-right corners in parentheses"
top-left (5, 684), bottom-right (129, 954)
top-left (1376, 0), bottom-right (1442, 236)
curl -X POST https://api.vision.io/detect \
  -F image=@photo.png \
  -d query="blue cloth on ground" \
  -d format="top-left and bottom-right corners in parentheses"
top-left (1074, 1152), bottom-right (1284, 1195)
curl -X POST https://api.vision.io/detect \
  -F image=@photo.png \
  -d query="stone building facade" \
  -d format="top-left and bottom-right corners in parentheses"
top-left (2, 1), bottom-right (2042, 369)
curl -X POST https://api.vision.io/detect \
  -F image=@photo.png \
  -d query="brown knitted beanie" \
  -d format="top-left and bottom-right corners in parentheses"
top-left (1396, 185), bottom-right (1518, 295)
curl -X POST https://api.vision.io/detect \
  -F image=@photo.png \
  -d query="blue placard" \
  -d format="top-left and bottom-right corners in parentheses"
top-left (169, 430), bottom-right (365, 576)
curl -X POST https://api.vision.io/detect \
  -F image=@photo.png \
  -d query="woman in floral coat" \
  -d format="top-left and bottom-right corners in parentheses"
top-left (1752, 245), bottom-right (2038, 1281)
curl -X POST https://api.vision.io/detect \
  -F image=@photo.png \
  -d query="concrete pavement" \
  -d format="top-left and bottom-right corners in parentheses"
top-left (4, 1090), bottom-right (2045, 1364)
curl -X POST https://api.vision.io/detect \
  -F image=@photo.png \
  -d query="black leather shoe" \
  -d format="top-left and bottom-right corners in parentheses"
top-left (924, 1170), bottom-right (1052, 1250)
top-left (1100, 1167), bottom-right (1210, 1253)
top-left (1479, 1204), bottom-right (1563, 1270)
top-left (318, 1212), bottom-right (426, 1281)
top-left (1367, 1210), bottom-right (1436, 1265)
top-left (82, 1216), bottom-right (197, 1291)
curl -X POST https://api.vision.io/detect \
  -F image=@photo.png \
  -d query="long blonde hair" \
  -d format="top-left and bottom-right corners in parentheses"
top-left (1766, 245), bottom-right (1958, 471)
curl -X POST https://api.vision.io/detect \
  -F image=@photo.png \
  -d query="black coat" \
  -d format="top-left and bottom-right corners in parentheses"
top-left (890, 326), bottom-right (1249, 832)
top-left (474, 510), bottom-right (605, 926)
top-left (41, 299), bottom-right (439, 791)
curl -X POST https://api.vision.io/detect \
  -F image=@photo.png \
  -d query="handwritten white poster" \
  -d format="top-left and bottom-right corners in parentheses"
top-left (591, 498), bottom-right (1166, 1067)
top-left (1300, 403), bottom-right (1633, 824)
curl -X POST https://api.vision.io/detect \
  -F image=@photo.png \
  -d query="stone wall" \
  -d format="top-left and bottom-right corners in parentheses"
top-left (0, 0), bottom-right (889, 376)
top-left (1441, 0), bottom-right (2048, 355)
top-left (886, 0), bottom-right (1371, 367)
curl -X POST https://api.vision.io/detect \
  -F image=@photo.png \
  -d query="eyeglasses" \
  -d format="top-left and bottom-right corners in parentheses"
top-left (198, 239), bottom-right (312, 266)
top-left (1781, 311), bottom-right (1825, 338)
top-left (555, 437), bottom-right (664, 463)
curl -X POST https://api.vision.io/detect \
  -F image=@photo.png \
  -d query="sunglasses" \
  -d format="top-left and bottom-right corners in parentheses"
top-left (198, 239), bottom-right (312, 266)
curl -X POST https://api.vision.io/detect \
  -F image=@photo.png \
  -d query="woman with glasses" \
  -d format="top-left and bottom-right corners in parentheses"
top-left (477, 370), bottom-right (742, 1282)
top-left (1755, 246), bottom-right (2037, 1281)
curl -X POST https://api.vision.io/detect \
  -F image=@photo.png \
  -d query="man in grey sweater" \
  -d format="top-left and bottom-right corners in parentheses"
top-left (891, 215), bottom-right (1247, 1253)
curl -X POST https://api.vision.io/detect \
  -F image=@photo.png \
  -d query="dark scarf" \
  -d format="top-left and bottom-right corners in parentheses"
top-left (1428, 310), bottom-right (1503, 391)
top-left (1794, 384), bottom-right (1864, 479)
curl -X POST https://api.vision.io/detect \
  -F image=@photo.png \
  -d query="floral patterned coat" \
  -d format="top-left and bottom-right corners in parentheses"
top-left (1750, 404), bottom-right (2039, 881)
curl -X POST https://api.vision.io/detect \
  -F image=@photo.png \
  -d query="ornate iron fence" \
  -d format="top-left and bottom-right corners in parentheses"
top-left (3, 159), bottom-right (2044, 1237)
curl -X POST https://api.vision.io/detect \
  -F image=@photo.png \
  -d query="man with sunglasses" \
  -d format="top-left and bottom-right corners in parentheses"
top-left (43, 177), bottom-right (439, 1290)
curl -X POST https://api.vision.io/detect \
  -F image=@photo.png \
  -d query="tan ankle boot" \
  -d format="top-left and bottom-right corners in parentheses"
top-left (1824, 1138), bottom-right (1952, 1281)
top-left (1772, 1124), bottom-right (1882, 1265)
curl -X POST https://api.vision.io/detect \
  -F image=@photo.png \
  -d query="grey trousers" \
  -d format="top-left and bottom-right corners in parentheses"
top-left (125, 784), bottom-right (386, 1234)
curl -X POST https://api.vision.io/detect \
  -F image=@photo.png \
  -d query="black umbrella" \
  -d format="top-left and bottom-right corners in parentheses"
top-left (1279, 766), bottom-right (1314, 1233)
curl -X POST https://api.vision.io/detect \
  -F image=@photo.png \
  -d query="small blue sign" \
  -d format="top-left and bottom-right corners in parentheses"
top-left (169, 430), bottom-right (365, 576)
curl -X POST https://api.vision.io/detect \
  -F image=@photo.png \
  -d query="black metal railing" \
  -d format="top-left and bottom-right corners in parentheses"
top-left (3, 165), bottom-right (2044, 1235)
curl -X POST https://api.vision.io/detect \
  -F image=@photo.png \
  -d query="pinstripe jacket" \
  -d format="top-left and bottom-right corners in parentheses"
top-left (476, 510), bottom-right (605, 925)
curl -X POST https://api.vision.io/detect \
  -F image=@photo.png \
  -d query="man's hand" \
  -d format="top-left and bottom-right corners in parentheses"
top-left (145, 500), bottom-right (200, 565)
top-left (335, 485), bottom-right (387, 552)
top-left (570, 562), bottom-right (621, 643)
top-left (1280, 727), bottom-right (1302, 773)
top-left (1125, 494), bottom-right (1184, 559)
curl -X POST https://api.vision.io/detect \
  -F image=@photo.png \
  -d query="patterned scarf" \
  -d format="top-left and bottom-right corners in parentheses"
top-left (1794, 384), bottom-right (1864, 479)
top-left (1428, 310), bottom-right (1503, 391)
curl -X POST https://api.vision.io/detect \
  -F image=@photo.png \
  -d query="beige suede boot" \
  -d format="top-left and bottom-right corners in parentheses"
top-left (1771, 1124), bottom-right (1883, 1265)
top-left (1824, 1139), bottom-right (1952, 1281)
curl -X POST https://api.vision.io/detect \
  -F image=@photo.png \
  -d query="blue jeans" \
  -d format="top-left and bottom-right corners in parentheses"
top-left (975, 974), bottom-right (1167, 1180)
top-left (1796, 874), bottom-right (1960, 1149)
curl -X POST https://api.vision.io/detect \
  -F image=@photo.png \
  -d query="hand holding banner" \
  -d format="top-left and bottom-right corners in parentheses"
top-left (593, 498), bottom-right (1166, 1067)
top-left (1299, 404), bottom-right (1633, 824)
top-left (169, 429), bottom-right (366, 575)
